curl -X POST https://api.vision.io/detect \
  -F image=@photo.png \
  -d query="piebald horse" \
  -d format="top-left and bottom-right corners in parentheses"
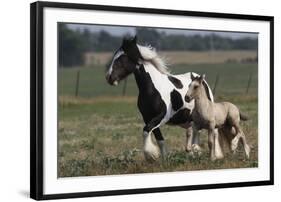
top-left (106, 36), bottom-right (217, 161)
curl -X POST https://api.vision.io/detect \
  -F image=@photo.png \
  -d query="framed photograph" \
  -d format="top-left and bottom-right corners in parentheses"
top-left (30, 1), bottom-right (274, 200)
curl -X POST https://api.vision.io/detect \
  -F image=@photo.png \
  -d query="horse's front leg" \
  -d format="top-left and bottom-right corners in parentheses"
top-left (143, 131), bottom-right (160, 161)
top-left (143, 112), bottom-right (166, 161)
top-left (153, 128), bottom-right (167, 160)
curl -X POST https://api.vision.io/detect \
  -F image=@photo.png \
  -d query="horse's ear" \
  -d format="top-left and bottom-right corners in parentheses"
top-left (191, 72), bottom-right (195, 81)
top-left (132, 35), bottom-right (137, 44)
top-left (122, 37), bottom-right (130, 50)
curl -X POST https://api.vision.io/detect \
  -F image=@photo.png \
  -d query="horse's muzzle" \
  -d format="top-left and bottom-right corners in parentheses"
top-left (106, 74), bottom-right (118, 86)
top-left (106, 73), bottom-right (113, 84)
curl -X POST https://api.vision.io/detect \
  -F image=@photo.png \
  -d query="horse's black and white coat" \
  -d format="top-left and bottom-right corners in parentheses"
top-left (106, 36), bottom-right (214, 161)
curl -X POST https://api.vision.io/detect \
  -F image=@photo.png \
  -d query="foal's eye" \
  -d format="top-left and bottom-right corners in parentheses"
top-left (194, 86), bottom-right (198, 89)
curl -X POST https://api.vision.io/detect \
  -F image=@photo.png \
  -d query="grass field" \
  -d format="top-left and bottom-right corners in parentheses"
top-left (58, 95), bottom-right (258, 177)
top-left (58, 62), bottom-right (258, 177)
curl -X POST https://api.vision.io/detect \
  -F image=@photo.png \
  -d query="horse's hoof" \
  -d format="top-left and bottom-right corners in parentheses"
top-left (144, 154), bottom-right (159, 162)
top-left (144, 149), bottom-right (160, 162)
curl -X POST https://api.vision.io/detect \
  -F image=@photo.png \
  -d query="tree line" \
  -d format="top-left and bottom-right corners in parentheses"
top-left (59, 24), bottom-right (258, 67)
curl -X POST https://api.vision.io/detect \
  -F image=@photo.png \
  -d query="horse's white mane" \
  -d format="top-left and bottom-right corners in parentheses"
top-left (137, 44), bottom-right (170, 75)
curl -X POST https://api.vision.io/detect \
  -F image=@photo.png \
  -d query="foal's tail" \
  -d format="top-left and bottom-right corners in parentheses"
top-left (240, 111), bottom-right (249, 121)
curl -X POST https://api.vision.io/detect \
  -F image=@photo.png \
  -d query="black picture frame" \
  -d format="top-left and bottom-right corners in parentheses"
top-left (30, 1), bottom-right (274, 200)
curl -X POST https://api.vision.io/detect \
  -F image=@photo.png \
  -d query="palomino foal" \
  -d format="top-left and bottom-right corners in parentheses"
top-left (185, 74), bottom-right (251, 160)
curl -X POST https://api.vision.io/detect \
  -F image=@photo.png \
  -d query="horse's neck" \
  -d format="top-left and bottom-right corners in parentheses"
top-left (133, 62), bottom-right (163, 92)
top-left (194, 88), bottom-right (212, 115)
top-left (143, 62), bottom-right (163, 78)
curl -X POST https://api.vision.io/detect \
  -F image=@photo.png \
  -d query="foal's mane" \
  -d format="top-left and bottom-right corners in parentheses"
top-left (137, 44), bottom-right (170, 75)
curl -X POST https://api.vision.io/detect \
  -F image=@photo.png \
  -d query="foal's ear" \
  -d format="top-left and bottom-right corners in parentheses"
top-left (199, 74), bottom-right (206, 83)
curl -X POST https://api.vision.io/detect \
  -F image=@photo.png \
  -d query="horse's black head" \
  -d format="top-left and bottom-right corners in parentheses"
top-left (106, 36), bottom-right (143, 86)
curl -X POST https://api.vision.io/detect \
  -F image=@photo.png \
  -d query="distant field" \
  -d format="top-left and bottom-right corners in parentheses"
top-left (58, 63), bottom-right (258, 98)
top-left (84, 50), bottom-right (257, 66)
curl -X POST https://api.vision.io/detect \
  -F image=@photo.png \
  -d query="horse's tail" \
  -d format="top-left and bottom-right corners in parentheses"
top-left (240, 111), bottom-right (249, 121)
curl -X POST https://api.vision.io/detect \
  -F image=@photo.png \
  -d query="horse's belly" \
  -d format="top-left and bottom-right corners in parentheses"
top-left (167, 108), bottom-right (192, 125)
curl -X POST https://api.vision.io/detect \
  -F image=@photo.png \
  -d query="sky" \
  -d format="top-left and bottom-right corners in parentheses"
top-left (67, 23), bottom-right (258, 39)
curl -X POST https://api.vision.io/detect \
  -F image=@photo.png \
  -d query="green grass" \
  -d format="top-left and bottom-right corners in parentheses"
top-left (58, 63), bottom-right (258, 97)
top-left (58, 95), bottom-right (258, 177)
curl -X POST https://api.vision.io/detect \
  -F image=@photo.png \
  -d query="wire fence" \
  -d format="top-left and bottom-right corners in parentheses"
top-left (58, 63), bottom-right (258, 98)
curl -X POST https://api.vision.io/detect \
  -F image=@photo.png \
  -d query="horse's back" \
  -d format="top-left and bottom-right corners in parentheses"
top-left (215, 102), bottom-right (240, 125)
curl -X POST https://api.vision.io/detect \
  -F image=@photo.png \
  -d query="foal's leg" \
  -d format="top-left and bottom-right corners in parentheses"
top-left (231, 123), bottom-right (251, 159)
top-left (214, 128), bottom-right (224, 159)
top-left (208, 128), bottom-right (216, 161)
top-left (185, 125), bottom-right (193, 152)
top-left (191, 125), bottom-right (202, 153)
top-left (185, 124), bottom-right (201, 155)
top-left (234, 125), bottom-right (251, 159)
top-left (153, 128), bottom-right (167, 159)
top-left (240, 131), bottom-right (251, 159)
top-left (231, 126), bottom-right (241, 153)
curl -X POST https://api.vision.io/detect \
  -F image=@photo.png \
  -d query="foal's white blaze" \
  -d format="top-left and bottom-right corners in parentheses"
top-left (106, 50), bottom-right (124, 79)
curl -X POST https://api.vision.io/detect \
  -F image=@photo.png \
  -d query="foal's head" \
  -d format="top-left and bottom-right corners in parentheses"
top-left (105, 36), bottom-right (142, 86)
top-left (185, 73), bottom-right (206, 102)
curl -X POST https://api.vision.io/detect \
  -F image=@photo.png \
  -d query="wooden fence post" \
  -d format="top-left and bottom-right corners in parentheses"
top-left (122, 78), bottom-right (128, 96)
top-left (213, 74), bottom-right (219, 95)
top-left (246, 73), bottom-right (253, 94)
top-left (75, 70), bottom-right (80, 97)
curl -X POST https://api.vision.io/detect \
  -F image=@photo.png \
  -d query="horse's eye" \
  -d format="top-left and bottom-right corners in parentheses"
top-left (194, 86), bottom-right (198, 89)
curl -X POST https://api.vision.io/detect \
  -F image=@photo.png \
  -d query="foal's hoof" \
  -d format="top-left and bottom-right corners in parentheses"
top-left (191, 144), bottom-right (202, 155)
top-left (211, 157), bottom-right (217, 161)
top-left (185, 145), bottom-right (192, 153)
top-left (215, 153), bottom-right (224, 160)
top-left (245, 145), bottom-right (251, 159)
top-left (231, 141), bottom-right (239, 152)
